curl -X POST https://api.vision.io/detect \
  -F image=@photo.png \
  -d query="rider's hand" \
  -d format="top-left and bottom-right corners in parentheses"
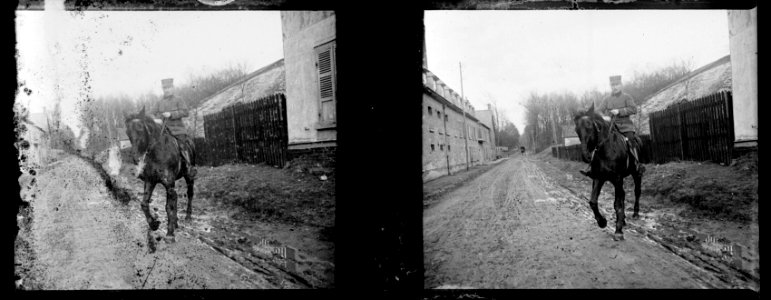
top-left (610, 109), bottom-right (619, 116)
top-left (162, 112), bottom-right (171, 118)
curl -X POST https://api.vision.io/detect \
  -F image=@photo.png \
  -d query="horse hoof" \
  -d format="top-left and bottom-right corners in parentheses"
top-left (597, 218), bottom-right (607, 228)
top-left (632, 213), bottom-right (640, 219)
top-left (185, 215), bottom-right (192, 221)
top-left (150, 220), bottom-right (161, 231)
top-left (613, 233), bottom-right (625, 241)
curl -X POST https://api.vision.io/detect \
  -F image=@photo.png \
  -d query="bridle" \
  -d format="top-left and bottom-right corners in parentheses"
top-left (128, 116), bottom-right (170, 165)
top-left (586, 114), bottom-right (621, 163)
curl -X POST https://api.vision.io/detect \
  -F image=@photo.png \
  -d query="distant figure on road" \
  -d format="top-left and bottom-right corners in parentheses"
top-left (520, 146), bottom-right (525, 154)
top-left (580, 75), bottom-right (643, 178)
top-left (153, 78), bottom-right (197, 179)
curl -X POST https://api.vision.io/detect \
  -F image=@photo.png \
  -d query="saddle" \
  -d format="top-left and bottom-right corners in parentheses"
top-left (610, 121), bottom-right (641, 169)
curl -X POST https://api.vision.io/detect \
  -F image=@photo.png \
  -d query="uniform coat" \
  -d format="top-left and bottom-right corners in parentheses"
top-left (153, 95), bottom-right (190, 137)
top-left (598, 91), bottom-right (637, 133)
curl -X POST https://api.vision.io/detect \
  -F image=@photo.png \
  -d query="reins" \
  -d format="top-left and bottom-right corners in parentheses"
top-left (132, 117), bottom-right (170, 165)
top-left (588, 114), bottom-right (622, 163)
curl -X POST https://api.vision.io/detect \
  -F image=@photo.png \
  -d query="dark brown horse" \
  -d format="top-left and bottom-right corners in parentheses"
top-left (124, 106), bottom-right (195, 244)
top-left (573, 103), bottom-right (643, 241)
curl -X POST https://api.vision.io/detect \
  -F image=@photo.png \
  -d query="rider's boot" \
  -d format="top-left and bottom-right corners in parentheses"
top-left (630, 147), bottom-right (644, 174)
top-left (181, 149), bottom-right (197, 180)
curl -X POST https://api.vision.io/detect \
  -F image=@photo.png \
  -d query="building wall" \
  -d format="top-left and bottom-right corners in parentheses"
top-left (728, 8), bottom-right (758, 144)
top-left (638, 56), bottom-right (732, 135)
top-left (281, 11), bottom-right (336, 149)
top-left (423, 92), bottom-right (495, 182)
top-left (564, 137), bottom-right (580, 147)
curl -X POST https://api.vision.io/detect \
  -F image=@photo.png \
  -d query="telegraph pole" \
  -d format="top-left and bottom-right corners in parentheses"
top-left (460, 62), bottom-right (470, 171)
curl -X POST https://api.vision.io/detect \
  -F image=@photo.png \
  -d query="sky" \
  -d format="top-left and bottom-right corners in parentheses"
top-left (15, 2), bottom-right (283, 138)
top-left (425, 10), bottom-right (731, 132)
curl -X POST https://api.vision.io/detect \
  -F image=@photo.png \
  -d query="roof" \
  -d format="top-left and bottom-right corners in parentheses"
top-left (186, 59), bottom-right (286, 138)
top-left (638, 55), bottom-right (732, 135)
top-left (423, 86), bottom-right (485, 127)
top-left (115, 129), bottom-right (129, 141)
top-left (562, 125), bottom-right (578, 138)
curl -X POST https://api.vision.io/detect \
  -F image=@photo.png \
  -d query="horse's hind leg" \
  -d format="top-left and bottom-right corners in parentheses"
top-left (141, 181), bottom-right (160, 231)
top-left (632, 172), bottom-right (642, 219)
top-left (184, 175), bottom-right (194, 221)
top-left (589, 179), bottom-right (607, 228)
top-left (163, 182), bottom-right (179, 242)
top-left (613, 179), bottom-right (626, 241)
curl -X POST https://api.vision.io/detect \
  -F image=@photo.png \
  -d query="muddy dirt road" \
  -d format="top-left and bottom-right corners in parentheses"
top-left (424, 155), bottom-right (736, 289)
top-left (16, 154), bottom-right (296, 289)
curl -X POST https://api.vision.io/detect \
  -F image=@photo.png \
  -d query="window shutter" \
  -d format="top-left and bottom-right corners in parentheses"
top-left (316, 41), bottom-right (336, 124)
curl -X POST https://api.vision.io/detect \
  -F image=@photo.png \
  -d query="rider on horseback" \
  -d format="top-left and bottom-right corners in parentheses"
top-left (153, 78), bottom-right (197, 179)
top-left (580, 75), bottom-right (644, 178)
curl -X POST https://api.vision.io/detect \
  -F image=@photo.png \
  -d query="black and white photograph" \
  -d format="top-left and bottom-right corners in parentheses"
top-left (422, 9), bottom-right (758, 289)
top-left (9, 0), bottom-right (759, 295)
top-left (14, 3), bottom-right (335, 289)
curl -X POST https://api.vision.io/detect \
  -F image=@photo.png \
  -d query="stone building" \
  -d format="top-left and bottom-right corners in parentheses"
top-left (185, 59), bottom-right (286, 138)
top-left (422, 69), bottom-right (496, 182)
top-left (728, 8), bottom-right (757, 149)
top-left (562, 125), bottom-right (580, 146)
top-left (280, 11), bottom-right (337, 152)
top-left (185, 11), bottom-right (336, 165)
top-left (637, 55), bottom-right (732, 135)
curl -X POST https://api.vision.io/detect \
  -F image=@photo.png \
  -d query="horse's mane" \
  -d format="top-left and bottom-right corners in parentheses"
top-left (125, 112), bottom-right (161, 138)
top-left (573, 107), bottom-right (606, 125)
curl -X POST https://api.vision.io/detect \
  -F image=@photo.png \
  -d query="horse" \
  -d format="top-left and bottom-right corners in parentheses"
top-left (124, 106), bottom-right (195, 244)
top-left (573, 103), bottom-right (643, 241)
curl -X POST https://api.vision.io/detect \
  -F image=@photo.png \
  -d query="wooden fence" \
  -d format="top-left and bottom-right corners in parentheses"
top-left (197, 94), bottom-right (288, 167)
top-left (649, 91), bottom-right (733, 165)
top-left (552, 91), bottom-right (734, 166)
top-left (552, 144), bottom-right (583, 162)
top-left (552, 134), bottom-right (652, 164)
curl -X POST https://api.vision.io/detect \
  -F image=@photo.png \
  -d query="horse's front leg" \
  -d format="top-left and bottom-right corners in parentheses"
top-left (163, 182), bottom-right (179, 243)
top-left (613, 179), bottom-right (626, 241)
top-left (589, 178), bottom-right (607, 228)
top-left (632, 172), bottom-right (642, 219)
top-left (141, 181), bottom-right (160, 231)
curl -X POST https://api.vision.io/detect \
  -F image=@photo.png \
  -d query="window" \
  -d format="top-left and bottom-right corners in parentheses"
top-left (440, 144), bottom-right (444, 151)
top-left (445, 114), bottom-right (449, 122)
top-left (448, 145), bottom-right (451, 151)
top-left (437, 110), bottom-right (441, 119)
top-left (428, 106), bottom-right (432, 115)
top-left (315, 40), bottom-right (337, 126)
top-left (431, 144), bottom-right (435, 151)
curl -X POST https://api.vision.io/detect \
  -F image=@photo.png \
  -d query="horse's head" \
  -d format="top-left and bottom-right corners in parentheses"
top-left (123, 106), bottom-right (157, 154)
top-left (573, 102), bottom-right (607, 163)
